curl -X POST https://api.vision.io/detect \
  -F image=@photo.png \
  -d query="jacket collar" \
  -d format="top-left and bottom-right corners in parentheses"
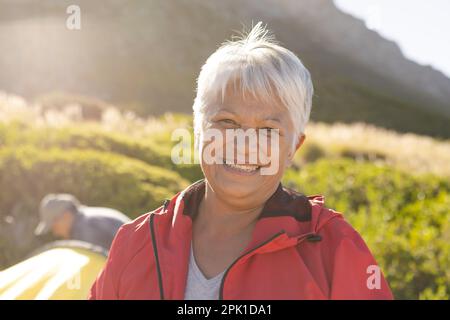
top-left (179, 179), bottom-right (312, 222)
top-left (163, 179), bottom-right (341, 253)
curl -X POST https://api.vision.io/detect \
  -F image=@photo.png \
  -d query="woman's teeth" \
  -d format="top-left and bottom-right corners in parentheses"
top-left (223, 162), bottom-right (260, 172)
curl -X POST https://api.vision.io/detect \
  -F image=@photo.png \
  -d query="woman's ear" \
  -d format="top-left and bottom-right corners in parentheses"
top-left (286, 134), bottom-right (306, 167)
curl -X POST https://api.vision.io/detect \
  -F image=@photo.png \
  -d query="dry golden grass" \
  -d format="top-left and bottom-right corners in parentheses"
top-left (302, 122), bottom-right (450, 177)
top-left (1, 91), bottom-right (449, 177)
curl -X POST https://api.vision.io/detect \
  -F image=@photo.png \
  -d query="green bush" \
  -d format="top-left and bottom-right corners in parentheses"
top-left (283, 158), bottom-right (450, 299)
top-left (0, 146), bottom-right (188, 217)
top-left (0, 146), bottom-right (190, 268)
top-left (0, 123), bottom-right (203, 183)
top-left (0, 123), bottom-right (168, 166)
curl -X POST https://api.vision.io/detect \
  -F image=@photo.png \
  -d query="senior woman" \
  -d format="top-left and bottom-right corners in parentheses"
top-left (89, 23), bottom-right (393, 300)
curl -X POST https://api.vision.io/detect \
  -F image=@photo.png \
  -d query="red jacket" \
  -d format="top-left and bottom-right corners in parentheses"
top-left (89, 180), bottom-right (393, 300)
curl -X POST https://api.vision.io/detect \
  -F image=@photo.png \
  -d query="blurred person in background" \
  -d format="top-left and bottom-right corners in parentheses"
top-left (34, 193), bottom-right (131, 251)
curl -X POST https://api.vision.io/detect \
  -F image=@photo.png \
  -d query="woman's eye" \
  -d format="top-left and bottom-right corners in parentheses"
top-left (259, 127), bottom-right (283, 137)
top-left (259, 127), bottom-right (275, 133)
top-left (221, 119), bottom-right (237, 125)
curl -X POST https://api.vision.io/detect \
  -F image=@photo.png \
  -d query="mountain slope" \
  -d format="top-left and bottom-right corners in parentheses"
top-left (0, 0), bottom-right (449, 137)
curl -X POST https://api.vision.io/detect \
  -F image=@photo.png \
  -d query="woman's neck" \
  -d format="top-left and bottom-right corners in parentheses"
top-left (194, 184), bottom-right (265, 240)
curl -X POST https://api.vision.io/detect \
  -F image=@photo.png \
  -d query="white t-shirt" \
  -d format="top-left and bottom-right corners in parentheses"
top-left (184, 243), bottom-right (226, 300)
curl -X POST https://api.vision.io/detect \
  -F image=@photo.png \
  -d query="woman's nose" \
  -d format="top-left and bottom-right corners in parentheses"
top-left (223, 129), bottom-right (274, 165)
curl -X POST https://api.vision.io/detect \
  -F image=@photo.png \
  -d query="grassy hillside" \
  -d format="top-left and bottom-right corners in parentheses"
top-left (1, 0), bottom-right (449, 138)
top-left (313, 77), bottom-right (450, 138)
top-left (0, 92), bottom-right (449, 299)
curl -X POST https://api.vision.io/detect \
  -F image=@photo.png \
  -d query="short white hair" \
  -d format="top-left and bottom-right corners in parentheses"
top-left (193, 22), bottom-right (314, 150)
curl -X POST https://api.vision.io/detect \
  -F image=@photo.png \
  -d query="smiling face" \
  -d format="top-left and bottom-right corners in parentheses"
top-left (199, 87), bottom-right (305, 208)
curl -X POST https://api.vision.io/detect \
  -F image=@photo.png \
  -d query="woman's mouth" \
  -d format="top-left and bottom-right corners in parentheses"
top-left (222, 160), bottom-right (261, 175)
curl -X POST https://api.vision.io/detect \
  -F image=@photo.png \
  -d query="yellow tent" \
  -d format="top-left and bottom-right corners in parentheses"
top-left (0, 241), bottom-right (106, 300)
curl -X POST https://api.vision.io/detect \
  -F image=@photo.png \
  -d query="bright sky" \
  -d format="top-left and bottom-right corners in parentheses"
top-left (334, 0), bottom-right (450, 78)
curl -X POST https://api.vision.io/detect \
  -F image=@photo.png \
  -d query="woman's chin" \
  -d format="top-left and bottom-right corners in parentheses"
top-left (213, 172), bottom-right (265, 197)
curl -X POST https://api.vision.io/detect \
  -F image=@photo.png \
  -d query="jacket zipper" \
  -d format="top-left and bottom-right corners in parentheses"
top-left (151, 195), bottom-right (323, 300)
top-left (149, 212), bottom-right (165, 300)
top-left (218, 230), bottom-right (286, 300)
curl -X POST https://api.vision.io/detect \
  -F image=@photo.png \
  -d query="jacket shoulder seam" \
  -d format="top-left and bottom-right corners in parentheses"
top-left (115, 211), bottom-right (160, 295)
